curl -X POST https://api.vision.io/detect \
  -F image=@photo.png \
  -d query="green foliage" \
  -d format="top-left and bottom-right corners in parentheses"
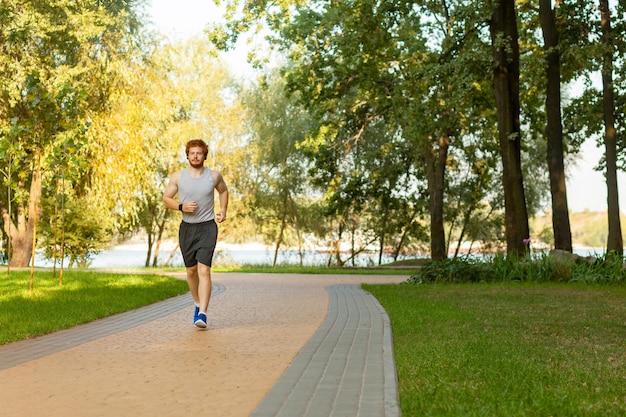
top-left (0, 0), bottom-right (145, 265)
top-left (0, 270), bottom-right (188, 344)
top-left (211, 0), bottom-right (522, 259)
top-left (39, 194), bottom-right (113, 267)
top-left (571, 251), bottom-right (626, 284)
top-left (4, 0), bottom-right (626, 266)
top-left (235, 70), bottom-right (327, 262)
top-left (409, 252), bottom-right (626, 284)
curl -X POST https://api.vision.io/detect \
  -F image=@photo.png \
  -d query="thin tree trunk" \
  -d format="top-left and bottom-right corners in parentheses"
top-left (29, 159), bottom-right (42, 293)
top-left (334, 220), bottom-right (345, 267)
top-left (425, 132), bottom-right (449, 261)
top-left (145, 232), bottom-right (153, 267)
top-left (599, 0), bottom-right (623, 255)
top-left (59, 170), bottom-right (66, 284)
top-left (297, 229), bottom-right (304, 267)
top-left (6, 149), bottom-right (12, 275)
top-left (273, 207), bottom-right (288, 268)
top-left (291, 200), bottom-right (304, 267)
top-left (29, 202), bottom-right (37, 294)
top-left (152, 218), bottom-right (167, 267)
top-left (391, 207), bottom-right (419, 261)
top-left (52, 182), bottom-right (59, 278)
top-left (490, 0), bottom-right (530, 257)
top-left (164, 242), bottom-right (180, 267)
top-left (539, 0), bottom-right (572, 252)
top-left (152, 238), bottom-right (162, 268)
top-left (454, 205), bottom-right (475, 258)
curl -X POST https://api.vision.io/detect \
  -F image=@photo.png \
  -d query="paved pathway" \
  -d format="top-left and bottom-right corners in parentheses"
top-left (0, 273), bottom-right (406, 417)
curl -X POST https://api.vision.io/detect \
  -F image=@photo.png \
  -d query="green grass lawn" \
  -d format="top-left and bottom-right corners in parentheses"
top-left (0, 269), bottom-right (188, 344)
top-left (364, 282), bottom-right (626, 417)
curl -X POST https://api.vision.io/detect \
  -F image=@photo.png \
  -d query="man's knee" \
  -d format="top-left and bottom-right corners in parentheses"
top-left (197, 262), bottom-right (212, 277)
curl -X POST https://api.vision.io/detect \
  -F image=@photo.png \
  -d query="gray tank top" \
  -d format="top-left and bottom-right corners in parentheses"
top-left (178, 168), bottom-right (216, 223)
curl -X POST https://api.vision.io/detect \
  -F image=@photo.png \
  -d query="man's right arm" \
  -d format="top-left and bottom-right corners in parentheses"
top-left (163, 171), bottom-right (182, 211)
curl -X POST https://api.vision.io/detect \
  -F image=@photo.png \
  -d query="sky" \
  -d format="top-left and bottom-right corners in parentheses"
top-left (146, 0), bottom-right (218, 39)
top-left (146, 0), bottom-right (622, 213)
top-left (145, 0), bottom-right (251, 76)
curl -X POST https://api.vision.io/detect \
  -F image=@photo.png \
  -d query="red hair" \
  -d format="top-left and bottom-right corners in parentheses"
top-left (185, 139), bottom-right (208, 159)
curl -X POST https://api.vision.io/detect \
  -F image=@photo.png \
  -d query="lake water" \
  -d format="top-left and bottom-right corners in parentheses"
top-left (31, 242), bottom-right (603, 269)
top-left (33, 242), bottom-right (416, 269)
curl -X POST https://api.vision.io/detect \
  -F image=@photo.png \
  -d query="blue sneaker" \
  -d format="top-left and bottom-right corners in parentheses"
top-left (194, 312), bottom-right (207, 328)
top-left (193, 306), bottom-right (200, 324)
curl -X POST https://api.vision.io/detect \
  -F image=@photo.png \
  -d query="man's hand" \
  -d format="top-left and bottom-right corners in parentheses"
top-left (183, 201), bottom-right (198, 213)
top-left (216, 210), bottom-right (226, 223)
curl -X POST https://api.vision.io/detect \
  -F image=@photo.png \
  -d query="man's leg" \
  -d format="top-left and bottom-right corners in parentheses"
top-left (193, 221), bottom-right (217, 328)
top-left (197, 262), bottom-right (212, 314)
top-left (186, 264), bottom-right (200, 305)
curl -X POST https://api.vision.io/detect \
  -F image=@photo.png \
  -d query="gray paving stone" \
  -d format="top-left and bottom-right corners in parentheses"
top-left (250, 284), bottom-right (400, 417)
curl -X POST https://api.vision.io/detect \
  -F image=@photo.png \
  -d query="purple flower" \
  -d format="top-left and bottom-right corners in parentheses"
top-left (523, 238), bottom-right (531, 245)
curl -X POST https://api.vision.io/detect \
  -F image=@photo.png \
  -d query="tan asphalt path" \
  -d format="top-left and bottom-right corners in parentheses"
top-left (0, 272), bottom-right (407, 417)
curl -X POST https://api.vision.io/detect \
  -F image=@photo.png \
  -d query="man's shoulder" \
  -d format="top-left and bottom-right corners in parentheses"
top-left (170, 169), bottom-right (185, 181)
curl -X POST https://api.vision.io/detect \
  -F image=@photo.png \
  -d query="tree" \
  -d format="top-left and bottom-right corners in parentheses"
top-left (41, 191), bottom-right (111, 268)
top-left (0, 0), bottom-right (143, 267)
top-left (599, 0), bottom-right (623, 255)
top-left (237, 71), bottom-right (321, 266)
top-left (489, 0), bottom-right (530, 257)
top-left (538, 0), bottom-right (573, 252)
top-left (212, 0), bottom-right (626, 260)
top-left (445, 139), bottom-right (504, 256)
top-left (213, 1), bottom-right (505, 261)
top-left (560, 0), bottom-right (626, 254)
top-left (85, 35), bottom-right (247, 266)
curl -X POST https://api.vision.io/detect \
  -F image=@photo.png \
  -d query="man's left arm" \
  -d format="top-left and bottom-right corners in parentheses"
top-left (214, 170), bottom-right (229, 223)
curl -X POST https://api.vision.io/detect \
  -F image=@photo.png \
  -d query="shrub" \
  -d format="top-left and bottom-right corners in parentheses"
top-left (409, 252), bottom-right (625, 284)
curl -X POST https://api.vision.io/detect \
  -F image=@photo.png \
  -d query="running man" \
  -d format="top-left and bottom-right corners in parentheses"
top-left (163, 139), bottom-right (229, 328)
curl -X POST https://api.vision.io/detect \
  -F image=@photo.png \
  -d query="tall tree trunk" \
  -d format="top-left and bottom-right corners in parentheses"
top-left (539, 0), bottom-right (573, 252)
top-left (490, 0), bottom-right (530, 257)
top-left (599, 0), bottom-right (623, 255)
top-left (425, 132), bottom-right (449, 261)
top-left (1, 169), bottom-right (43, 267)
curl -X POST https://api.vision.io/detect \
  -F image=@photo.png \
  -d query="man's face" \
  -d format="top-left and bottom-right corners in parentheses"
top-left (187, 147), bottom-right (206, 168)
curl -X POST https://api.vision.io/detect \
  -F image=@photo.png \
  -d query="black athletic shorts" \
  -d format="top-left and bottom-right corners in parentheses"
top-left (179, 220), bottom-right (218, 268)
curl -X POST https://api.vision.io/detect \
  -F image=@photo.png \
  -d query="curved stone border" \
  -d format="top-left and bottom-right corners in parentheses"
top-left (251, 284), bottom-right (400, 417)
